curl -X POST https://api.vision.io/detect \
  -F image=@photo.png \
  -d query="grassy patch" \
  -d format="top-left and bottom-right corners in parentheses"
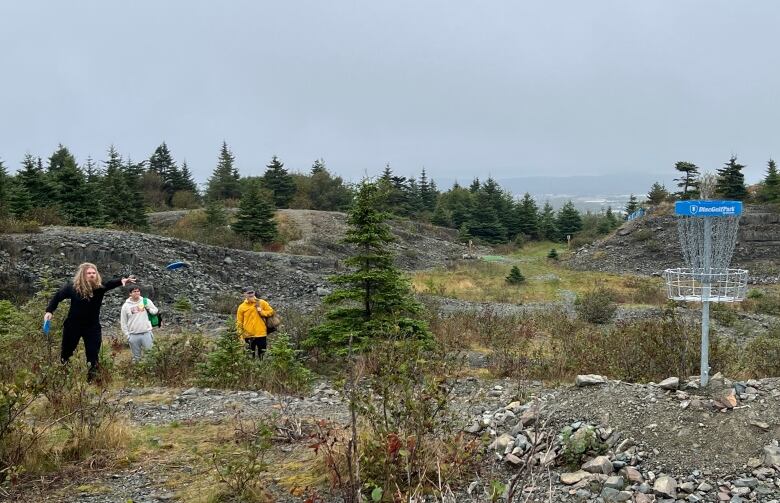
top-left (413, 241), bottom-right (664, 305)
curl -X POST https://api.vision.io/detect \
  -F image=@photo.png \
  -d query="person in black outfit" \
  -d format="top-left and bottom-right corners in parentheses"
top-left (44, 262), bottom-right (135, 381)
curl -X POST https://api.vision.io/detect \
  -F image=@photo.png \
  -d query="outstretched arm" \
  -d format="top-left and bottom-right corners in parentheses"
top-left (105, 275), bottom-right (136, 291)
top-left (44, 283), bottom-right (70, 320)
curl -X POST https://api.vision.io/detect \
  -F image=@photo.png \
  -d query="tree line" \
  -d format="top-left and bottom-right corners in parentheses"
top-left (624, 155), bottom-right (780, 216)
top-left (0, 141), bottom-right (630, 246)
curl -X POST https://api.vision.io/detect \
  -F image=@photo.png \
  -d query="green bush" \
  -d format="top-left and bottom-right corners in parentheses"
top-left (197, 325), bottom-right (263, 389)
top-left (137, 333), bottom-right (208, 385)
top-left (259, 334), bottom-right (313, 394)
top-left (547, 248), bottom-right (559, 260)
top-left (173, 296), bottom-right (193, 312)
top-left (575, 287), bottom-right (618, 324)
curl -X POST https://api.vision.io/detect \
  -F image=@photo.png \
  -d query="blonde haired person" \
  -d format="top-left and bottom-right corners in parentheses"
top-left (236, 286), bottom-right (274, 358)
top-left (44, 263), bottom-right (135, 381)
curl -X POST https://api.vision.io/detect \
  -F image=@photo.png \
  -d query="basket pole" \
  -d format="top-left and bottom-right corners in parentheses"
top-left (700, 217), bottom-right (712, 387)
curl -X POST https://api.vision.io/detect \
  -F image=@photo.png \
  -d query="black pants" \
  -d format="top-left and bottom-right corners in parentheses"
top-left (61, 321), bottom-right (102, 381)
top-left (245, 337), bottom-right (267, 359)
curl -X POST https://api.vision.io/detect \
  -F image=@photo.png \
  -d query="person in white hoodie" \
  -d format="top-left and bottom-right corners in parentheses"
top-left (120, 284), bottom-right (159, 363)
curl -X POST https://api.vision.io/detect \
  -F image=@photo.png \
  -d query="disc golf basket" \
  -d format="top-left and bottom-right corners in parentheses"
top-left (663, 200), bottom-right (748, 387)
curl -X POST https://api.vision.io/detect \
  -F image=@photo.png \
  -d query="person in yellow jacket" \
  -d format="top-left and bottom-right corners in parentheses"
top-left (236, 286), bottom-right (274, 358)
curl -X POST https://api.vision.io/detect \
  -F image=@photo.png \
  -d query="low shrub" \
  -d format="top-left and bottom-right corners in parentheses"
top-left (575, 287), bottom-right (618, 324)
top-left (0, 217), bottom-right (40, 234)
top-left (505, 266), bottom-right (525, 285)
top-left (197, 325), bottom-right (264, 389)
top-left (136, 333), bottom-right (209, 385)
top-left (258, 334), bottom-right (313, 394)
top-left (560, 425), bottom-right (606, 469)
top-left (743, 326), bottom-right (780, 377)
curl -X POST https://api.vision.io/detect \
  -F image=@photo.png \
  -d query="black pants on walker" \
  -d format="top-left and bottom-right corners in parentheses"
top-left (245, 336), bottom-right (267, 359)
top-left (61, 320), bottom-right (102, 381)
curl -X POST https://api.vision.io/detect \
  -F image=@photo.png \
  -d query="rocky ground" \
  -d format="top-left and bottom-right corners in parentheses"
top-left (569, 205), bottom-right (780, 284)
top-left (12, 372), bottom-right (780, 502)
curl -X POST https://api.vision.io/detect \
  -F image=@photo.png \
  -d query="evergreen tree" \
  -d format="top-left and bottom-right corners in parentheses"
top-left (715, 156), bottom-right (748, 200)
top-left (418, 168), bottom-right (437, 213)
top-left (232, 181), bottom-right (277, 244)
top-left (555, 201), bottom-right (582, 239)
top-left (51, 157), bottom-right (91, 226)
top-left (646, 182), bottom-right (670, 205)
top-left (101, 147), bottom-right (139, 227)
top-left (538, 202), bottom-right (558, 241)
top-left (17, 153), bottom-right (49, 208)
top-left (306, 160), bottom-right (353, 211)
top-left (604, 206), bottom-right (619, 229)
top-left (204, 199), bottom-right (228, 228)
top-left (179, 160), bottom-right (199, 193)
top-left (515, 193), bottom-right (540, 239)
top-left (547, 248), bottom-right (559, 260)
top-left (8, 179), bottom-right (33, 218)
top-left (304, 180), bottom-right (430, 352)
top-left (467, 187), bottom-right (507, 244)
top-left (430, 203), bottom-right (450, 227)
top-left (149, 143), bottom-right (180, 206)
top-left (81, 156), bottom-right (106, 226)
top-left (674, 161), bottom-right (701, 200)
top-left (505, 266), bottom-right (525, 285)
top-left (206, 141), bottom-right (241, 202)
top-left (47, 144), bottom-right (78, 175)
top-left (624, 194), bottom-right (640, 217)
top-left (262, 155), bottom-right (296, 208)
top-left (758, 159), bottom-right (780, 203)
top-left (469, 178), bottom-right (481, 193)
top-left (311, 158), bottom-right (327, 175)
top-left (0, 161), bottom-right (9, 217)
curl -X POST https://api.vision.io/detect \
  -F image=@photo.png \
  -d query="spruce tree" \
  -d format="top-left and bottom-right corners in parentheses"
top-left (311, 158), bottom-right (327, 175)
top-left (715, 156), bottom-right (748, 200)
top-left (624, 194), bottom-right (640, 216)
top-left (232, 181), bottom-right (277, 244)
top-left (604, 206), bottom-right (619, 229)
top-left (538, 202), bottom-right (558, 241)
top-left (45, 147), bottom-right (92, 226)
top-left (505, 266), bottom-right (525, 285)
top-left (418, 168), bottom-right (437, 212)
top-left (304, 180), bottom-right (431, 352)
top-left (8, 179), bottom-right (32, 217)
top-left (101, 147), bottom-right (139, 227)
top-left (179, 160), bottom-right (199, 193)
top-left (556, 201), bottom-right (582, 239)
top-left (204, 199), bottom-right (228, 228)
top-left (262, 155), bottom-right (296, 208)
top-left (547, 248), bottom-right (559, 260)
top-left (467, 187), bottom-right (507, 244)
top-left (674, 161), bottom-right (700, 200)
top-left (759, 159), bottom-right (780, 202)
top-left (516, 193), bottom-right (540, 239)
top-left (149, 142), bottom-right (179, 206)
top-left (646, 182), bottom-right (669, 205)
top-left (17, 154), bottom-right (49, 208)
top-left (206, 142), bottom-right (241, 202)
top-left (0, 161), bottom-right (9, 217)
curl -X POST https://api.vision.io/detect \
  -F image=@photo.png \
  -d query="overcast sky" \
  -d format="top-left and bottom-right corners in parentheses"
top-left (1, 1), bottom-right (779, 187)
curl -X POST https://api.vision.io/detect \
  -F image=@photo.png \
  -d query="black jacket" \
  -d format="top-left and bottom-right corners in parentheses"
top-left (46, 278), bottom-right (123, 326)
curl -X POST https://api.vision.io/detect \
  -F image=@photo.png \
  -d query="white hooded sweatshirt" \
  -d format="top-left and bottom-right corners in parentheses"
top-left (121, 297), bottom-right (159, 337)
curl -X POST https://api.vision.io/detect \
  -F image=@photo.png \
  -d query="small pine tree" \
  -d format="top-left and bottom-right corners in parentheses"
top-left (305, 180), bottom-right (431, 352)
top-left (206, 142), bottom-right (241, 202)
top-left (758, 159), bottom-right (780, 203)
top-left (505, 266), bottom-right (525, 285)
top-left (232, 182), bottom-right (277, 244)
top-left (547, 248), bottom-right (559, 260)
top-left (538, 202), bottom-right (558, 241)
top-left (197, 323), bottom-right (260, 388)
top-left (556, 201), bottom-right (582, 239)
top-left (674, 161), bottom-right (700, 200)
top-left (624, 194), bottom-right (640, 217)
top-left (204, 199), bottom-right (228, 228)
top-left (646, 182), bottom-right (669, 205)
top-left (262, 155), bottom-right (296, 208)
top-left (715, 156), bottom-right (748, 200)
top-left (8, 180), bottom-right (33, 217)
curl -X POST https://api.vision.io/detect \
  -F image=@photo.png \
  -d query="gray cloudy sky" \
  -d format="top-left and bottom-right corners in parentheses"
top-left (1, 1), bottom-right (779, 187)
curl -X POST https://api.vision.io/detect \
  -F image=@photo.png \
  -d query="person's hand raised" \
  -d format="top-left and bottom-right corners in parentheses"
top-left (121, 275), bottom-right (137, 286)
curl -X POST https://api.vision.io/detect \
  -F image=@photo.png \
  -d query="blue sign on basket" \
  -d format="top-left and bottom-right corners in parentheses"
top-left (675, 200), bottom-right (743, 217)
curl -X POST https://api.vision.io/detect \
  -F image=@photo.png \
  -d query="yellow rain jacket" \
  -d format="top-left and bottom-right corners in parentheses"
top-left (236, 298), bottom-right (274, 339)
